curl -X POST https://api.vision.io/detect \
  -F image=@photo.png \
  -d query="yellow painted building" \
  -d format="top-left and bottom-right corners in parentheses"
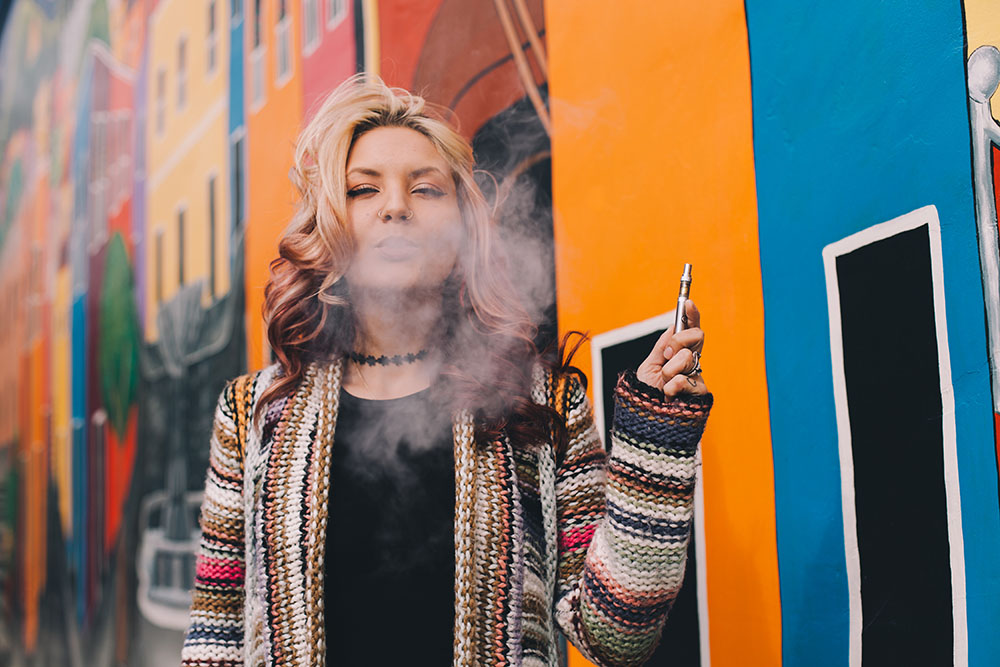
top-left (145, 0), bottom-right (231, 339)
top-left (50, 106), bottom-right (76, 539)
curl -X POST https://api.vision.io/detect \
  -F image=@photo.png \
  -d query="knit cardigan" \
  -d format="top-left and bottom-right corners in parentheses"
top-left (180, 359), bottom-right (712, 667)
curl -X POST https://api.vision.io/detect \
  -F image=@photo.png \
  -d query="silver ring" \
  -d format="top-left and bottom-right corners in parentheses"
top-left (401, 209), bottom-right (413, 220)
top-left (684, 350), bottom-right (702, 376)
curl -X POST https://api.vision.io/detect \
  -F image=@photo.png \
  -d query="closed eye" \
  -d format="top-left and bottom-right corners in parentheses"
top-left (413, 185), bottom-right (446, 198)
top-left (347, 185), bottom-right (379, 198)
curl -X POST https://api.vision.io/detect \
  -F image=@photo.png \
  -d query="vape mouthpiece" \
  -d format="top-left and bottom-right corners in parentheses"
top-left (674, 263), bottom-right (693, 333)
top-left (678, 264), bottom-right (692, 297)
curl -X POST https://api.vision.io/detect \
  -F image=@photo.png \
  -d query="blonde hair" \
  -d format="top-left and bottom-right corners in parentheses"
top-left (259, 74), bottom-right (559, 434)
top-left (285, 74), bottom-right (495, 304)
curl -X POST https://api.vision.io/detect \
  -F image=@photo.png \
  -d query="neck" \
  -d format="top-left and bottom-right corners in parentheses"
top-left (342, 286), bottom-right (444, 399)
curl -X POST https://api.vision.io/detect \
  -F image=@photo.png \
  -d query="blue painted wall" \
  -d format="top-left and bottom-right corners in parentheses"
top-left (228, 2), bottom-right (244, 134)
top-left (745, 1), bottom-right (1000, 663)
top-left (70, 57), bottom-right (92, 625)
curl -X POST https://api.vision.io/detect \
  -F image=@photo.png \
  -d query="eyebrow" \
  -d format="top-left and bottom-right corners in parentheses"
top-left (346, 166), bottom-right (448, 180)
top-left (347, 167), bottom-right (381, 178)
top-left (408, 167), bottom-right (447, 180)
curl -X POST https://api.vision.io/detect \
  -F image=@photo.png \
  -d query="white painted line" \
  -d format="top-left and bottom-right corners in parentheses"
top-left (694, 445), bottom-right (711, 666)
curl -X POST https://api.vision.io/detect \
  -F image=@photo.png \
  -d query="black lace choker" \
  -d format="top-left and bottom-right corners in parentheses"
top-left (346, 349), bottom-right (430, 366)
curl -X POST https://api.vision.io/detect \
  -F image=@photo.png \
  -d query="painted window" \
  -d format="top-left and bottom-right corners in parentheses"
top-left (111, 114), bottom-right (121, 209)
top-left (253, 0), bottom-right (262, 47)
top-left (326, 0), bottom-right (345, 29)
top-left (250, 0), bottom-right (265, 108)
top-left (231, 135), bottom-right (245, 230)
top-left (207, 0), bottom-right (218, 75)
top-left (90, 114), bottom-right (107, 246)
top-left (111, 111), bottom-right (131, 213)
top-left (177, 207), bottom-right (186, 286)
top-left (276, 0), bottom-right (292, 85)
top-left (177, 36), bottom-right (187, 110)
top-left (124, 113), bottom-right (132, 202)
top-left (155, 227), bottom-right (165, 304)
top-left (208, 175), bottom-right (217, 299)
top-left (823, 207), bottom-right (965, 665)
top-left (156, 67), bottom-right (166, 135)
top-left (124, 114), bottom-right (132, 201)
top-left (303, 0), bottom-right (319, 55)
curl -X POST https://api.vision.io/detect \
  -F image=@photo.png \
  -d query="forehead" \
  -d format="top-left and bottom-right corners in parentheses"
top-left (346, 126), bottom-right (449, 173)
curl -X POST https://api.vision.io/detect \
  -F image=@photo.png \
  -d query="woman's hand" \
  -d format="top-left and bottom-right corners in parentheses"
top-left (636, 300), bottom-right (709, 397)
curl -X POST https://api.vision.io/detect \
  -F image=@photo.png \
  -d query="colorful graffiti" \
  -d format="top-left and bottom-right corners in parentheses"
top-left (0, 0), bottom-right (556, 664)
top-left (3, 0), bottom-right (1000, 665)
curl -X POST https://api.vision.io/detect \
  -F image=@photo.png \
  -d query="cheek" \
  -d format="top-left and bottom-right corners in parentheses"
top-left (442, 217), bottom-right (466, 263)
top-left (346, 203), bottom-right (378, 246)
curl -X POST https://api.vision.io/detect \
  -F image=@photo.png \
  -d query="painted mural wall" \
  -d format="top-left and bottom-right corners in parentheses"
top-left (1, 0), bottom-right (1000, 666)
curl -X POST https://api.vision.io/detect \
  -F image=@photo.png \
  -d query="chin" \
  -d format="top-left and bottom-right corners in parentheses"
top-left (348, 268), bottom-right (447, 294)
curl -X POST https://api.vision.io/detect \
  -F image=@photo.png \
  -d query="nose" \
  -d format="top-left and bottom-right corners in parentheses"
top-left (378, 187), bottom-right (413, 222)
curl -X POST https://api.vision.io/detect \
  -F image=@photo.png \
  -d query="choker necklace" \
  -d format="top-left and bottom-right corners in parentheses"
top-left (346, 349), bottom-right (430, 366)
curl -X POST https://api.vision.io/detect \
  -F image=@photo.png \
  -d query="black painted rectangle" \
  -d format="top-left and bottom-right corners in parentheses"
top-left (599, 334), bottom-right (700, 666)
top-left (836, 224), bottom-right (953, 665)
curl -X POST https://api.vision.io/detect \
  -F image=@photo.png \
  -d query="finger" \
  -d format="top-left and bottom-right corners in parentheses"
top-left (653, 327), bottom-right (674, 357)
top-left (662, 371), bottom-right (708, 397)
top-left (662, 374), bottom-right (692, 397)
top-left (642, 326), bottom-right (675, 366)
top-left (685, 300), bottom-right (701, 330)
top-left (669, 327), bottom-right (704, 353)
top-left (661, 347), bottom-right (694, 382)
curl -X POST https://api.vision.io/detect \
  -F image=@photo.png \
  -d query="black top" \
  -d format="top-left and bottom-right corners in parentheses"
top-left (325, 386), bottom-right (455, 665)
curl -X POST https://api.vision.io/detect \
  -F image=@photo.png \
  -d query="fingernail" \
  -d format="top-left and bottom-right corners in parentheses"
top-left (664, 346), bottom-right (673, 359)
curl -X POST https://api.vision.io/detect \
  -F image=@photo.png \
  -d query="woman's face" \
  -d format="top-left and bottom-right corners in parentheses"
top-left (343, 126), bottom-right (464, 294)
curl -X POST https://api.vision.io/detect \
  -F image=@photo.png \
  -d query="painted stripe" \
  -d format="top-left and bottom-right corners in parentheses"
top-left (362, 0), bottom-right (380, 76)
top-left (694, 447), bottom-right (710, 666)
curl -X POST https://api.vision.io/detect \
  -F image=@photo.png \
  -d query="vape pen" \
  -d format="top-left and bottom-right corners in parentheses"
top-left (673, 264), bottom-right (693, 333)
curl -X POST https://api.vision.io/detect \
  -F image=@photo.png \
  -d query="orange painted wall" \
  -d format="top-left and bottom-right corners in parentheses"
top-left (545, 2), bottom-right (781, 664)
top-left (245, 0), bottom-right (305, 370)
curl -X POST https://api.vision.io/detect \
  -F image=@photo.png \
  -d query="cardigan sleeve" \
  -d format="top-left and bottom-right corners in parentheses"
top-left (180, 378), bottom-right (249, 666)
top-left (553, 369), bottom-right (713, 666)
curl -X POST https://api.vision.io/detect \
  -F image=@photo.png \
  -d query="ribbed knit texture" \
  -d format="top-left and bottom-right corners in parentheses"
top-left (180, 361), bottom-right (712, 667)
top-left (554, 369), bottom-right (712, 666)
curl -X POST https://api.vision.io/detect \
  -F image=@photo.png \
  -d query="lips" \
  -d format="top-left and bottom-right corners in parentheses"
top-left (375, 235), bottom-right (420, 260)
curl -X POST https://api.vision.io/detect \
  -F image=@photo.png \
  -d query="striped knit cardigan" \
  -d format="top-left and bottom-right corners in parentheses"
top-left (180, 359), bottom-right (712, 667)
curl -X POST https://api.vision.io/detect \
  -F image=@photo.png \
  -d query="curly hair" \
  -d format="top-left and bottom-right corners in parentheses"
top-left (258, 74), bottom-right (580, 452)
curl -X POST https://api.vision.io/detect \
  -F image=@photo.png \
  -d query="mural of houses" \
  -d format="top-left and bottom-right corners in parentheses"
top-left (145, 0), bottom-right (231, 339)
top-left (300, 0), bottom-right (354, 118)
top-left (244, 0), bottom-right (304, 369)
top-left (3, 1), bottom-right (1000, 666)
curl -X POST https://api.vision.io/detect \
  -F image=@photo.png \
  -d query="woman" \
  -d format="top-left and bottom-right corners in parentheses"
top-left (180, 75), bottom-right (711, 667)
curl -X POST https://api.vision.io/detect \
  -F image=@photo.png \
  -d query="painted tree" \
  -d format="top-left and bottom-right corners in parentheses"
top-left (99, 232), bottom-right (139, 438)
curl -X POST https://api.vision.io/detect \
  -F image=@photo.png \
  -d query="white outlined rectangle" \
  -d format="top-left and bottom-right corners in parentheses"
top-left (822, 204), bottom-right (966, 667)
top-left (592, 314), bottom-right (711, 667)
